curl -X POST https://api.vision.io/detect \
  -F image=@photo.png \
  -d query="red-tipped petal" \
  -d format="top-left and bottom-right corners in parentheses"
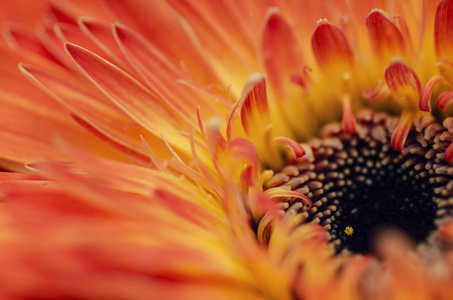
top-left (342, 96), bottom-right (357, 134)
top-left (265, 188), bottom-right (312, 209)
top-left (446, 142), bottom-right (453, 165)
top-left (362, 81), bottom-right (391, 102)
top-left (262, 9), bottom-right (305, 98)
top-left (436, 89), bottom-right (453, 110)
top-left (311, 21), bottom-right (354, 70)
top-left (273, 137), bottom-right (306, 159)
top-left (240, 74), bottom-right (269, 135)
top-left (391, 112), bottom-right (414, 152)
top-left (366, 10), bottom-right (406, 60)
top-left (419, 75), bottom-right (442, 111)
top-left (384, 61), bottom-right (421, 109)
top-left (435, 0), bottom-right (453, 60)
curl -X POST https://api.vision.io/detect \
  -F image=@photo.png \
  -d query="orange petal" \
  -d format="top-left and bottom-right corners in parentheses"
top-left (436, 89), bottom-right (453, 110)
top-left (342, 96), bottom-right (357, 134)
top-left (391, 112), bottom-right (414, 152)
top-left (261, 9), bottom-right (305, 98)
top-left (19, 63), bottom-right (173, 161)
top-left (71, 114), bottom-right (150, 164)
top-left (114, 24), bottom-right (221, 122)
top-left (228, 138), bottom-right (260, 172)
top-left (366, 9), bottom-right (406, 61)
top-left (240, 75), bottom-right (269, 135)
top-left (362, 81), bottom-right (391, 102)
top-left (446, 142), bottom-right (453, 164)
top-left (265, 188), bottom-right (312, 209)
top-left (0, 0), bottom-right (48, 25)
top-left (419, 75), bottom-right (442, 111)
top-left (36, 24), bottom-right (78, 70)
top-left (435, 0), bottom-right (453, 61)
top-left (2, 23), bottom-right (58, 63)
top-left (77, 17), bottom-right (132, 72)
top-left (311, 21), bottom-right (354, 70)
top-left (64, 43), bottom-right (191, 152)
top-left (0, 46), bottom-right (125, 164)
top-left (384, 60), bottom-right (421, 109)
top-left (273, 137), bottom-right (306, 159)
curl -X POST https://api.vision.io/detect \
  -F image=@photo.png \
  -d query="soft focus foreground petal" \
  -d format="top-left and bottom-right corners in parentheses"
top-left (435, 0), bottom-right (453, 61)
top-left (0, 182), bottom-right (264, 299)
top-left (360, 231), bottom-right (436, 300)
top-left (0, 45), bottom-right (126, 166)
top-left (27, 140), bottom-right (223, 216)
top-left (65, 43), bottom-right (194, 154)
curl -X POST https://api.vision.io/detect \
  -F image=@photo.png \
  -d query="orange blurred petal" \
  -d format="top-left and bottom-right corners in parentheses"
top-left (312, 21), bottom-right (354, 70)
top-left (435, 0), bottom-right (453, 61)
top-left (366, 9), bottom-right (406, 61)
top-left (262, 9), bottom-right (305, 98)
top-left (436, 89), bottom-right (453, 110)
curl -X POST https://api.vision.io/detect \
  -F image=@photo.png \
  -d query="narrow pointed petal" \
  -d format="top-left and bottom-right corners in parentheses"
top-left (419, 75), bottom-right (442, 111)
top-left (312, 21), bottom-right (354, 70)
top-left (0, 46), bottom-right (125, 164)
top-left (262, 9), bottom-right (305, 98)
top-left (2, 24), bottom-right (57, 62)
top-left (366, 10), bottom-right (406, 61)
top-left (78, 18), bottom-right (134, 73)
top-left (19, 63), bottom-right (175, 161)
top-left (435, 0), bottom-right (453, 61)
top-left (384, 61), bottom-right (421, 109)
top-left (436, 89), bottom-right (453, 110)
top-left (64, 43), bottom-right (191, 151)
top-left (114, 24), bottom-right (220, 121)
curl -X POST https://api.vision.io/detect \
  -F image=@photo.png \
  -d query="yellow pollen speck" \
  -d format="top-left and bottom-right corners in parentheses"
top-left (344, 226), bottom-right (354, 236)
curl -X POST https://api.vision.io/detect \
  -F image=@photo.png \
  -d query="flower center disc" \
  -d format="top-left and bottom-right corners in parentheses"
top-left (265, 110), bottom-right (453, 254)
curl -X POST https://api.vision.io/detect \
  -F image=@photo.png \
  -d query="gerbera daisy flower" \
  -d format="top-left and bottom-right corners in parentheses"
top-left (1, 0), bottom-right (453, 299)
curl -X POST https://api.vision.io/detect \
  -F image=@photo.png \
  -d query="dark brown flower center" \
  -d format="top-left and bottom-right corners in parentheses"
top-left (265, 110), bottom-right (453, 254)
